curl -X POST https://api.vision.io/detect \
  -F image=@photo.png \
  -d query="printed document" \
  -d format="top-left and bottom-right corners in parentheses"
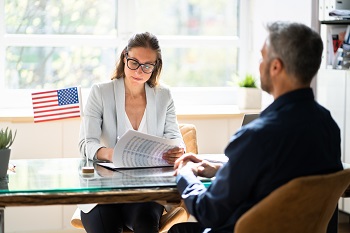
top-left (99, 130), bottom-right (182, 169)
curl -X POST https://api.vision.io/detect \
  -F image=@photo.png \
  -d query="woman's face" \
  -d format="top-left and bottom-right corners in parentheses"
top-left (124, 47), bottom-right (157, 87)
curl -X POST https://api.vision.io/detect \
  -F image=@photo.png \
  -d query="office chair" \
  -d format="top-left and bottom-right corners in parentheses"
top-left (234, 168), bottom-right (350, 233)
top-left (71, 123), bottom-right (197, 232)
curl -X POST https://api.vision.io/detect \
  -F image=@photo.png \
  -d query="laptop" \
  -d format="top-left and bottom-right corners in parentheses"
top-left (241, 113), bottom-right (260, 126)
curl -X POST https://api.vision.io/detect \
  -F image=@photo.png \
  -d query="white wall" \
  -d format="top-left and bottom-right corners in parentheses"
top-left (248, 0), bottom-right (314, 74)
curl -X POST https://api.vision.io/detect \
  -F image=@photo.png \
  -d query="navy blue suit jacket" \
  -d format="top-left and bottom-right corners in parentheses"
top-left (176, 88), bottom-right (343, 233)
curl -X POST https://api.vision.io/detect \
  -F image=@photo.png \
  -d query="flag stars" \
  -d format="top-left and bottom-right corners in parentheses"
top-left (58, 87), bottom-right (79, 106)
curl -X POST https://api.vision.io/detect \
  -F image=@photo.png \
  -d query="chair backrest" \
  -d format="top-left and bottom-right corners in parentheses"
top-left (234, 169), bottom-right (350, 233)
top-left (179, 123), bottom-right (198, 154)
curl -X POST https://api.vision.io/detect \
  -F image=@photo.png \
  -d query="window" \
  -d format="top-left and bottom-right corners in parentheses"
top-left (3, 0), bottom-right (117, 90)
top-left (0, 0), bottom-right (243, 110)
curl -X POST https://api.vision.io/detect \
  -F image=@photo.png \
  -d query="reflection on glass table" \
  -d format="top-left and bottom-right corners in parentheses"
top-left (0, 158), bottom-right (179, 194)
top-left (0, 158), bottom-right (184, 233)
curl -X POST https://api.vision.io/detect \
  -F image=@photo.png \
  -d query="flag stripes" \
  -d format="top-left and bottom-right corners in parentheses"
top-left (32, 87), bottom-right (81, 123)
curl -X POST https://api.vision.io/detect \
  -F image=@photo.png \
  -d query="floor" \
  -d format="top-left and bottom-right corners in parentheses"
top-left (339, 211), bottom-right (350, 233)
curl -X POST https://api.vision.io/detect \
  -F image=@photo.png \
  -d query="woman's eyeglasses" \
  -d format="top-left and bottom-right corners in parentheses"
top-left (126, 55), bottom-right (156, 74)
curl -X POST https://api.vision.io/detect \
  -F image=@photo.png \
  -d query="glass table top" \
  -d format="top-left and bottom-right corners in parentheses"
top-left (0, 158), bottom-right (178, 194)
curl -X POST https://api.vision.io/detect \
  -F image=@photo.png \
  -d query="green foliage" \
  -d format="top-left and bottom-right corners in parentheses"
top-left (0, 127), bottom-right (17, 150)
top-left (238, 74), bottom-right (257, 88)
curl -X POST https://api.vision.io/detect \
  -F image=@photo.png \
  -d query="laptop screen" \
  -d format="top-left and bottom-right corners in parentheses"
top-left (241, 113), bottom-right (260, 126)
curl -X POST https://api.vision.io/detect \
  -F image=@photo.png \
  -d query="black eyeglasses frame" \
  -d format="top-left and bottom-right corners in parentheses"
top-left (125, 54), bottom-right (156, 74)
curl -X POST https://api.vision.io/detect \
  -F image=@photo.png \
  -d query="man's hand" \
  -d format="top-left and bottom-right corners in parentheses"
top-left (196, 160), bottom-right (222, 178)
top-left (174, 153), bottom-right (221, 178)
top-left (174, 153), bottom-right (203, 170)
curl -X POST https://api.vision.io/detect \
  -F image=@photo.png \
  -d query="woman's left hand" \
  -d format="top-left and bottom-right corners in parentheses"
top-left (162, 147), bottom-right (185, 164)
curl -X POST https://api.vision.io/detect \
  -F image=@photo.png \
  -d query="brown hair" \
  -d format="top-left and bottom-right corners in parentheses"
top-left (111, 32), bottom-right (162, 87)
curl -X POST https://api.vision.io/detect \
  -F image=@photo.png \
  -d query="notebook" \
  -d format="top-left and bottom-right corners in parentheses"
top-left (241, 113), bottom-right (260, 126)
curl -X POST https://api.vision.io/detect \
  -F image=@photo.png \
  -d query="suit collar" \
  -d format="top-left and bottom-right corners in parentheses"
top-left (114, 78), bottom-right (126, 137)
top-left (145, 84), bottom-right (157, 135)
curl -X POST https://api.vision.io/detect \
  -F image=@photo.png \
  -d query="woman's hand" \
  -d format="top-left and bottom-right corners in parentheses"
top-left (96, 147), bottom-right (114, 162)
top-left (162, 147), bottom-right (185, 164)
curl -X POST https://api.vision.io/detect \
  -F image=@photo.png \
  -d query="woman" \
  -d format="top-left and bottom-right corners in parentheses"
top-left (78, 32), bottom-right (185, 233)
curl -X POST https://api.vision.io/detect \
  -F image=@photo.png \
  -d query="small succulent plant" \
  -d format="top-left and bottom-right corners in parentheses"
top-left (239, 74), bottom-right (257, 88)
top-left (0, 127), bottom-right (17, 150)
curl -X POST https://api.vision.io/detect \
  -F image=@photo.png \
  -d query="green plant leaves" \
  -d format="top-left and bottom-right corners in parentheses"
top-left (239, 74), bottom-right (257, 88)
top-left (0, 127), bottom-right (17, 149)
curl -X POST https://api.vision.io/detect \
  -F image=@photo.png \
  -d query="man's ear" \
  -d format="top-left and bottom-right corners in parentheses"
top-left (269, 58), bottom-right (283, 76)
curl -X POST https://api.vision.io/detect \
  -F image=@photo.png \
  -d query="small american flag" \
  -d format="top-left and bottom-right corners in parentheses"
top-left (32, 87), bottom-right (82, 123)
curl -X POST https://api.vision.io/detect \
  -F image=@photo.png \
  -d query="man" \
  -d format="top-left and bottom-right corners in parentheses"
top-left (169, 21), bottom-right (343, 233)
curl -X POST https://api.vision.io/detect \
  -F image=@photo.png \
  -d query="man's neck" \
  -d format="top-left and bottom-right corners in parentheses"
top-left (271, 74), bottom-right (310, 99)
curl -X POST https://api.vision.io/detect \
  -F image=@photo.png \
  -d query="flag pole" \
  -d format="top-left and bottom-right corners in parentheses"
top-left (78, 87), bottom-right (94, 175)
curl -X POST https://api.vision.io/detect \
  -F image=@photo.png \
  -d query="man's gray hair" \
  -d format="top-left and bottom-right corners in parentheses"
top-left (266, 21), bottom-right (323, 84)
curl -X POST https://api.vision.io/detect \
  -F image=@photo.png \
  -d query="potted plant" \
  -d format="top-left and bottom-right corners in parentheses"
top-left (0, 127), bottom-right (17, 178)
top-left (237, 74), bottom-right (262, 109)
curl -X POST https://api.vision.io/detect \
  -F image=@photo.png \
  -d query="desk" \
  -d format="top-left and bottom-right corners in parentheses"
top-left (0, 158), bottom-right (181, 233)
top-left (1, 158), bottom-right (349, 233)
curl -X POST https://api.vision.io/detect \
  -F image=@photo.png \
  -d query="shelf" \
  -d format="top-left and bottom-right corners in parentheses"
top-left (320, 20), bottom-right (350, 25)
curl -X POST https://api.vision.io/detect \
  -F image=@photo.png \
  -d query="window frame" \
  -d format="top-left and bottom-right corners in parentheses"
top-left (0, 0), bottom-right (249, 111)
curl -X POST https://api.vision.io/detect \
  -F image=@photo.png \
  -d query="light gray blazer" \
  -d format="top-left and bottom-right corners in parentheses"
top-left (79, 77), bottom-right (184, 160)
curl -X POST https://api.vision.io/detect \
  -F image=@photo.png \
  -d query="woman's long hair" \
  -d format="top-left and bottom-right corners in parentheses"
top-left (111, 32), bottom-right (162, 87)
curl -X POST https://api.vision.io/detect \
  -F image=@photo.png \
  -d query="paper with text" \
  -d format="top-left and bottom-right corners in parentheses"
top-left (113, 130), bottom-right (182, 168)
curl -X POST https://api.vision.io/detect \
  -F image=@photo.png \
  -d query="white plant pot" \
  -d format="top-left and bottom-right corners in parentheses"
top-left (238, 87), bottom-right (262, 110)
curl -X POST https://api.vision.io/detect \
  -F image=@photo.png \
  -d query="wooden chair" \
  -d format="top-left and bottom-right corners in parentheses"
top-left (71, 123), bottom-right (197, 232)
top-left (234, 168), bottom-right (350, 233)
